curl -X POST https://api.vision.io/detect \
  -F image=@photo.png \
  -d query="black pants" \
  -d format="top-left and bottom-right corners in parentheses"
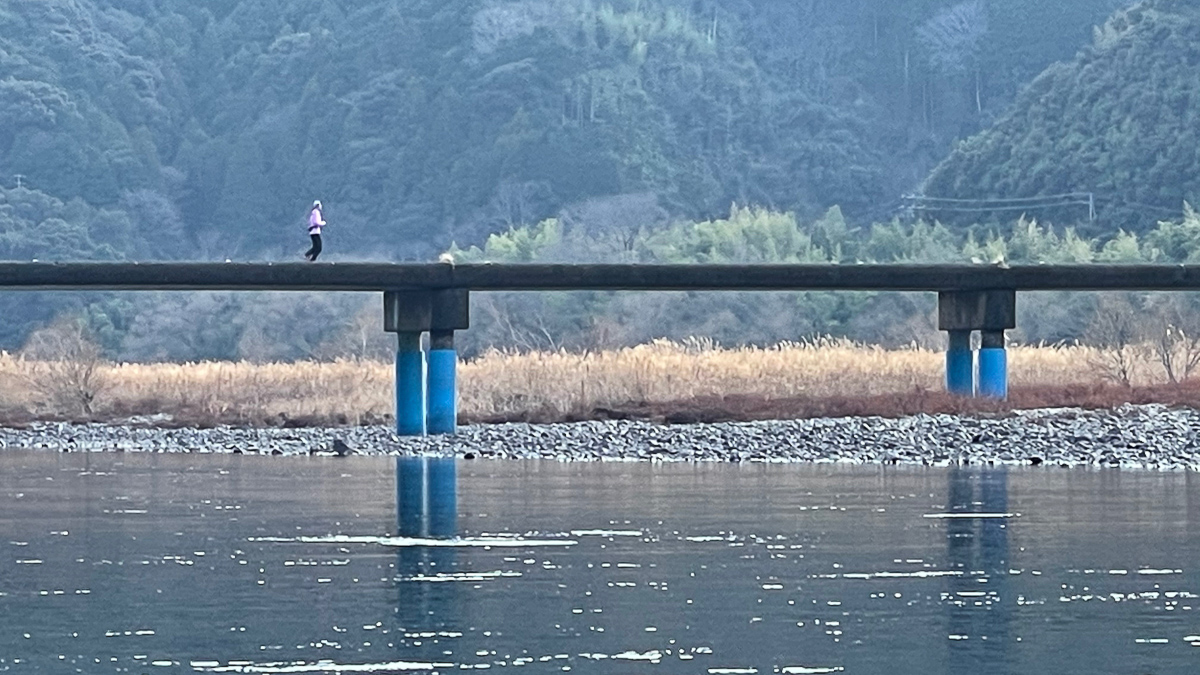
top-left (305, 233), bottom-right (322, 260)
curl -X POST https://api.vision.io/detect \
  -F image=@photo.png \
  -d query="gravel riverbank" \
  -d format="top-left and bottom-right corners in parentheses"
top-left (3, 404), bottom-right (1200, 470)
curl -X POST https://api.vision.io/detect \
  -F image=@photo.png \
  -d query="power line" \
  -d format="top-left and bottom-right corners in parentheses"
top-left (904, 192), bottom-right (1093, 205)
top-left (1093, 197), bottom-right (1181, 215)
top-left (903, 191), bottom-right (1105, 224)
top-left (909, 201), bottom-right (1093, 214)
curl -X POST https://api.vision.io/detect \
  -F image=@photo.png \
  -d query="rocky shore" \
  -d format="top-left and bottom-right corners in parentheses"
top-left (2, 404), bottom-right (1200, 470)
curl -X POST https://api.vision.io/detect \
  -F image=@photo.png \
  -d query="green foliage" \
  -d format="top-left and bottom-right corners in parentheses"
top-left (925, 0), bottom-right (1200, 235)
top-left (1142, 203), bottom-right (1200, 262)
top-left (0, 0), bottom-right (1130, 266)
top-left (643, 206), bottom-right (827, 264)
top-left (0, 0), bottom-right (1172, 358)
top-left (454, 206), bottom-right (1200, 354)
top-left (453, 218), bottom-right (564, 262)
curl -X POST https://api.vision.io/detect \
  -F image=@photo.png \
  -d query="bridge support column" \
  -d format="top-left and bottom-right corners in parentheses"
top-left (938, 290), bottom-right (1016, 399)
top-left (978, 330), bottom-right (1008, 400)
top-left (946, 330), bottom-right (974, 396)
top-left (395, 332), bottom-right (426, 436)
top-left (385, 291), bottom-right (432, 436)
top-left (427, 290), bottom-right (470, 435)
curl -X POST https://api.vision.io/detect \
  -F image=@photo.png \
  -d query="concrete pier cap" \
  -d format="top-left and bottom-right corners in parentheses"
top-left (384, 290), bottom-right (470, 436)
top-left (937, 290), bottom-right (1016, 400)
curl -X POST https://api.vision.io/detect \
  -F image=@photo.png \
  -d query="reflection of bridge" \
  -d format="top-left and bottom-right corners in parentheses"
top-left (9, 261), bottom-right (1200, 434)
top-left (394, 457), bottom-right (460, 643)
top-left (397, 457), bottom-right (457, 538)
top-left (945, 469), bottom-right (1012, 675)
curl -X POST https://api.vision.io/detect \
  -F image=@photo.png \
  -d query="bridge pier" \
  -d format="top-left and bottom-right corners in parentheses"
top-left (946, 330), bottom-right (974, 396)
top-left (978, 330), bottom-right (1008, 399)
top-left (938, 291), bottom-right (1015, 400)
top-left (386, 291), bottom-right (431, 436)
top-left (385, 290), bottom-right (469, 436)
top-left (428, 290), bottom-right (470, 435)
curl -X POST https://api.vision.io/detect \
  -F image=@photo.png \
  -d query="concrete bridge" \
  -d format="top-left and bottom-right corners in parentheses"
top-left (5, 261), bottom-right (1200, 435)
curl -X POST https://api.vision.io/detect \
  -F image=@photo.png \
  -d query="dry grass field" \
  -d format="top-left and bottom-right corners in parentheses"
top-left (0, 339), bottom-right (1194, 426)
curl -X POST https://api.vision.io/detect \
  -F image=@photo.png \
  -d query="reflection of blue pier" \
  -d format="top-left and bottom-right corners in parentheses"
top-left (394, 457), bottom-right (461, 642)
top-left (946, 468), bottom-right (1012, 675)
top-left (397, 457), bottom-right (458, 538)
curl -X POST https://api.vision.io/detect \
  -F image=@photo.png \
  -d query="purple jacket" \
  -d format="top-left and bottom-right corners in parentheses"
top-left (308, 208), bottom-right (325, 233)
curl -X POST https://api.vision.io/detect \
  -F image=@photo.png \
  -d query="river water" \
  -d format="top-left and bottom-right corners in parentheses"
top-left (1, 452), bottom-right (1199, 674)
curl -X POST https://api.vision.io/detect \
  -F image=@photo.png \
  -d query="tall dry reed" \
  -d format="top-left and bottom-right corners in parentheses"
top-left (0, 340), bottom-right (1178, 424)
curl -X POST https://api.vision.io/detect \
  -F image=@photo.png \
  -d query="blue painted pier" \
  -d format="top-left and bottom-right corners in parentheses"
top-left (4, 261), bottom-right (1200, 434)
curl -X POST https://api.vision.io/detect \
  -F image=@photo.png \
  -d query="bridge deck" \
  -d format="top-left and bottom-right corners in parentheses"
top-left (0, 262), bottom-right (1199, 292)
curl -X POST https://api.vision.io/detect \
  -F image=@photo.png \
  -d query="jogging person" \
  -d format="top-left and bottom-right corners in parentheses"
top-left (304, 200), bottom-right (326, 261)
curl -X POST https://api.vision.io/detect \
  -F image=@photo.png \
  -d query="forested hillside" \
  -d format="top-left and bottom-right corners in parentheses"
top-left (1, 0), bottom-right (1128, 260)
top-left (0, 0), bottom-right (1156, 356)
top-left (924, 0), bottom-right (1200, 234)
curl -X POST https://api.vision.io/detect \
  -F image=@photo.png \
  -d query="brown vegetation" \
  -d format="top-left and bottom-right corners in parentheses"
top-left (0, 337), bottom-right (1196, 427)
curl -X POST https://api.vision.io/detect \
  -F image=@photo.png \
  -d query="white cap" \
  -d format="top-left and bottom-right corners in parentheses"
top-left (313, 200), bottom-right (322, 208)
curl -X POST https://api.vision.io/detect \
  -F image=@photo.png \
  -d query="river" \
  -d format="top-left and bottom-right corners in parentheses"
top-left (2, 452), bottom-right (1198, 674)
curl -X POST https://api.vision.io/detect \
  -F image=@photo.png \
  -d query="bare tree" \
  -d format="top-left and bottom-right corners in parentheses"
top-left (21, 317), bottom-right (109, 415)
top-left (471, 1), bottom-right (571, 54)
top-left (1144, 294), bottom-right (1200, 383)
top-left (314, 305), bottom-right (395, 362)
top-left (491, 181), bottom-right (555, 230)
top-left (916, 1), bottom-right (989, 114)
top-left (1086, 294), bottom-right (1145, 386)
top-left (559, 192), bottom-right (667, 258)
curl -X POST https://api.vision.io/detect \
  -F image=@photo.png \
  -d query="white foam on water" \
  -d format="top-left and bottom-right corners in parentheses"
top-left (612, 651), bottom-right (662, 662)
top-left (196, 659), bottom-right (454, 673)
top-left (1134, 638), bottom-right (1170, 644)
top-left (685, 536), bottom-right (733, 542)
top-left (15, 560), bottom-right (43, 564)
top-left (708, 668), bottom-right (757, 674)
top-left (569, 530), bottom-right (642, 537)
top-left (923, 513), bottom-right (1017, 519)
top-left (1183, 635), bottom-right (1200, 642)
top-left (1136, 569), bottom-right (1183, 575)
top-left (403, 571), bottom-right (522, 583)
top-left (840, 570), bottom-right (962, 579)
top-left (249, 535), bottom-right (575, 548)
top-left (781, 667), bottom-right (844, 674)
